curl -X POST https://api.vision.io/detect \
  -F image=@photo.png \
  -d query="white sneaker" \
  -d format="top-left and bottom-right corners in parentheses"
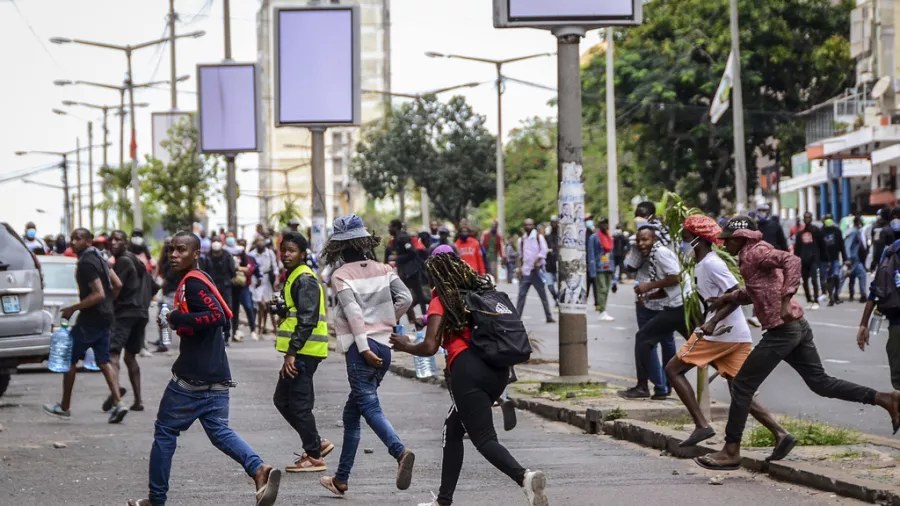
top-left (810, 303), bottom-right (820, 310)
top-left (598, 312), bottom-right (615, 322)
top-left (522, 470), bottom-right (547, 506)
top-left (233, 330), bottom-right (244, 342)
top-left (817, 294), bottom-right (828, 303)
top-left (251, 331), bottom-right (259, 341)
top-left (417, 492), bottom-right (439, 506)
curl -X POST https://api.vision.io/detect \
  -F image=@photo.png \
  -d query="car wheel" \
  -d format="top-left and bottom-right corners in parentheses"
top-left (0, 371), bottom-right (9, 398)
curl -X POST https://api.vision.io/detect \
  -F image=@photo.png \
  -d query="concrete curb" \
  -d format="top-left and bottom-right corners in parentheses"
top-left (389, 361), bottom-right (900, 505)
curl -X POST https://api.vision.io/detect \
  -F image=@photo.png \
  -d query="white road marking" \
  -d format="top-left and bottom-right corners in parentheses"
top-left (824, 359), bottom-right (850, 364)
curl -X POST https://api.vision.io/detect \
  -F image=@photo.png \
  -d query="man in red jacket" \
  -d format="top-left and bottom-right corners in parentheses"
top-left (455, 223), bottom-right (485, 275)
top-left (481, 220), bottom-right (504, 281)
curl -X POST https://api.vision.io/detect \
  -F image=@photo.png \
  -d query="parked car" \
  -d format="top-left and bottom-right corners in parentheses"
top-left (40, 255), bottom-right (79, 329)
top-left (0, 223), bottom-right (51, 398)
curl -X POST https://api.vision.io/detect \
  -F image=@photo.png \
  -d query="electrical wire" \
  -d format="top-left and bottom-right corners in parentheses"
top-left (0, 163), bottom-right (62, 185)
top-left (8, 0), bottom-right (62, 70)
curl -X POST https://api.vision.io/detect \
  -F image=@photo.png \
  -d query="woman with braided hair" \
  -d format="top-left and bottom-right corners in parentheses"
top-left (391, 250), bottom-right (548, 506)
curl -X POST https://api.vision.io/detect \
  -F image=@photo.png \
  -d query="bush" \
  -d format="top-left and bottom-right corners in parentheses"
top-left (743, 417), bottom-right (860, 447)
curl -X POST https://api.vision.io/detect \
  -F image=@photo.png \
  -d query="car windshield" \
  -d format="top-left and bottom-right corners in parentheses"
top-left (42, 262), bottom-right (78, 291)
top-left (0, 224), bottom-right (37, 272)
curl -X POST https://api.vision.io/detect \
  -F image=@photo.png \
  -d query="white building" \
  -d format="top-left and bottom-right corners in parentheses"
top-left (255, 0), bottom-right (391, 229)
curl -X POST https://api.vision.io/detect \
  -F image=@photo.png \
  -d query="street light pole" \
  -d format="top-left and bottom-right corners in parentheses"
top-left (88, 121), bottom-right (94, 230)
top-left (730, 0), bottom-right (748, 211)
top-left (62, 154), bottom-right (70, 233)
top-left (606, 29), bottom-right (619, 229)
top-left (126, 50), bottom-right (142, 229)
top-left (101, 107), bottom-right (109, 230)
top-left (223, 0), bottom-right (237, 233)
top-left (76, 138), bottom-right (82, 228)
top-left (311, 128), bottom-right (327, 254)
top-left (169, 0), bottom-right (178, 109)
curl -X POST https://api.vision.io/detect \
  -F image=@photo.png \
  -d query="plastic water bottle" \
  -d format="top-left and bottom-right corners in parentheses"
top-left (159, 303), bottom-right (171, 346)
top-left (83, 348), bottom-right (100, 371)
top-left (870, 311), bottom-right (885, 339)
top-left (48, 320), bottom-right (72, 373)
top-left (413, 331), bottom-right (439, 379)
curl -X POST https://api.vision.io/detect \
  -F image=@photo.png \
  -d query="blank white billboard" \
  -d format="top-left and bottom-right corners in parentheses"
top-left (197, 63), bottom-right (260, 153)
top-left (495, 0), bottom-right (641, 27)
top-left (152, 111), bottom-right (194, 165)
top-left (275, 6), bottom-right (361, 127)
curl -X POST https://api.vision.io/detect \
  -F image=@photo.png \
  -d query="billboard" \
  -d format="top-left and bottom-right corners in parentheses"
top-left (494, 0), bottom-right (642, 28)
top-left (274, 6), bottom-right (361, 127)
top-left (152, 111), bottom-right (194, 165)
top-left (197, 63), bottom-right (260, 154)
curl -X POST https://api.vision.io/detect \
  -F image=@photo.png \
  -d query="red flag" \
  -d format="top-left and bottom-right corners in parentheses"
top-left (129, 129), bottom-right (137, 159)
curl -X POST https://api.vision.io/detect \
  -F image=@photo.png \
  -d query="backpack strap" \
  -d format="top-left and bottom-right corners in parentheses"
top-left (175, 270), bottom-right (234, 320)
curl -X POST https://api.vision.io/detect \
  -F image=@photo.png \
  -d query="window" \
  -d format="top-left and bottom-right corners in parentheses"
top-left (332, 131), bottom-right (344, 147)
top-left (332, 157), bottom-right (344, 176)
top-left (333, 182), bottom-right (345, 196)
top-left (330, 0), bottom-right (340, 4)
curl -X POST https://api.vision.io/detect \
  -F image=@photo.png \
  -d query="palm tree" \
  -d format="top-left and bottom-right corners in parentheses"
top-left (270, 197), bottom-right (303, 231)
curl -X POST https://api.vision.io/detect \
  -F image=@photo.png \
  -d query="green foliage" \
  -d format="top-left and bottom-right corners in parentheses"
top-left (97, 164), bottom-right (159, 232)
top-left (143, 117), bottom-right (221, 233)
top-left (744, 417), bottom-right (860, 447)
top-left (582, 0), bottom-right (855, 214)
top-left (270, 198), bottom-right (302, 231)
top-left (352, 96), bottom-right (496, 224)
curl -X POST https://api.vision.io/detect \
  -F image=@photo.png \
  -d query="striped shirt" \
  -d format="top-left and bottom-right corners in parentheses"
top-left (331, 260), bottom-right (413, 353)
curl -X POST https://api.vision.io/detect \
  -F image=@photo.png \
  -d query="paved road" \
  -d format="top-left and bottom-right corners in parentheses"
top-left (0, 335), bottom-right (863, 506)
top-left (508, 280), bottom-right (898, 437)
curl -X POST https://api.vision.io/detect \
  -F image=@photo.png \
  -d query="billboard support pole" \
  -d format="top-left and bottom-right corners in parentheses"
top-left (88, 121), bottom-right (95, 230)
top-left (102, 106), bottom-right (109, 231)
top-left (226, 156), bottom-right (237, 233)
top-left (311, 127), bottom-right (327, 255)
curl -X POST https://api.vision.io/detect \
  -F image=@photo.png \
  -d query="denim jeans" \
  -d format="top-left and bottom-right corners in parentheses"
top-left (231, 286), bottom-right (255, 336)
top-left (149, 382), bottom-right (263, 505)
top-left (840, 261), bottom-right (868, 299)
top-left (634, 304), bottom-right (677, 396)
top-left (335, 339), bottom-right (406, 484)
top-left (515, 270), bottom-right (553, 320)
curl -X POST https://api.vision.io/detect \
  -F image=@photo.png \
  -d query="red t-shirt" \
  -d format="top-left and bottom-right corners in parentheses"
top-left (427, 294), bottom-right (469, 369)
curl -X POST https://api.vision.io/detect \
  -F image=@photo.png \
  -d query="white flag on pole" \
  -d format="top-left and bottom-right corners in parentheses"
top-left (709, 51), bottom-right (734, 125)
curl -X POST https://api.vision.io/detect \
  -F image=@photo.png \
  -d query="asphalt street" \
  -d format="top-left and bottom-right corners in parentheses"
top-left (507, 280), bottom-right (899, 437)
top-left (0, 332), bottom-right (865, 506)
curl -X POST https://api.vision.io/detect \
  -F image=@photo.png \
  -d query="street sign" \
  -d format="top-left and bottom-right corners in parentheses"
top-left (494, 0), bottom-right (642, 28)
top-left (274, 6), bottom-right (361, 127)
top-left (196, 63), bottom-right (261, 154)
top-left (152, 111), bottom-right (194, 165)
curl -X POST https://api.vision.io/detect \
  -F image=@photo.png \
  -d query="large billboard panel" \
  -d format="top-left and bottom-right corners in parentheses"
top-left (275, 6), bottom-right (361, 127)
top-left (197, 63), bottom-right (260, 154)
top-left (152, 111), bottom-right (194, 165)
top-left (495, 0), bottom-right (642, 28)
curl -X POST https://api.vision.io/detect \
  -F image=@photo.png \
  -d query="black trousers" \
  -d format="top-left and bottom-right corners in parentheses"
top-left (724, 319), bottom-right (877, 444)
top-left (402, 273), bottom-right (431, 315)
top-left (800, 262), bottom-right (820, 303)
top-left (273, 355), bottom-right (323, 458)
top-left (437, 350), bottom-right (526, 505)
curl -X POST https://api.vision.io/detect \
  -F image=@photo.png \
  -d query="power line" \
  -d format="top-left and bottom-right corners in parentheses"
top-left (0, 163), bottom-right (62, 185)
top-left (8, 0), bottom-right (63, 70)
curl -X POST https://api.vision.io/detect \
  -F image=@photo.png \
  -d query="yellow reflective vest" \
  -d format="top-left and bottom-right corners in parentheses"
top-left (275, 264), bottom-right (328, 358)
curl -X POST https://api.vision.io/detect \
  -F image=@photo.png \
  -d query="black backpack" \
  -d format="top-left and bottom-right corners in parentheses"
top-left (463, 290), bottom-right (532, 368)
top-left (873, 243), bottom-right (900, 320)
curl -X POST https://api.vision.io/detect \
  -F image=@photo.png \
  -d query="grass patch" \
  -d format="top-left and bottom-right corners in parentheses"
top-left (604, 407), bottom-right (628, 421)
top-left (832, 450), bottom-right (864, 460)
top-left (652, 414), bottom-right (694, 431)
top-left (538, 382), bottom-right (608, 398)
top-left (743, 417), bottom-right (861, 448)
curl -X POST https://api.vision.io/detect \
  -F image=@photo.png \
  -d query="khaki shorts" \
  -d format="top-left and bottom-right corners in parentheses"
top-left (678, 334), bottom-right (751, 379)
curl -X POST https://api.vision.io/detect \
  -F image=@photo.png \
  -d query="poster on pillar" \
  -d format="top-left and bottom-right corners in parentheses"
top-left (557, 161), bottom-right (587, 314)
top-left (311, 217), bottom-right (327, 258)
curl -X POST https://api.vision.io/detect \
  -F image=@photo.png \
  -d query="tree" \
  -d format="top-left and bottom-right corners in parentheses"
top-left (97, 164), bottom-right (159, 231)
top-left (270, 197), bottom-right (302, 231)
top-left (144, 117), bottom-right (222, 233)
top-left (581, 0), bottom-right (854, 214)
top-left (353, 95), bottom-right (496, 224)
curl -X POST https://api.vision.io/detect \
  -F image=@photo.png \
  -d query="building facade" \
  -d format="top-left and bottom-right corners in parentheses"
top-left (256, 0), bottom-right (391, 229)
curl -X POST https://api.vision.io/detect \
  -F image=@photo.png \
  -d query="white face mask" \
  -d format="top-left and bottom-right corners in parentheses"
top-left (211, 241), bottom-right (223, 252)
top-left (681, 238), bottom-right (700, 258)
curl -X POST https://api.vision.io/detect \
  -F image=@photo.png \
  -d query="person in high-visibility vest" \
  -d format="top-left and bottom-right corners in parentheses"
top-left (317, 214), bottom-right (416, 498)
top-left (270, 231), bottom-right (333, 473)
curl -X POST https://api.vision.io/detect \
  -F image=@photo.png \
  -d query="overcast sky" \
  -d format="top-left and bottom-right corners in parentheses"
top-left (0, 0), bottom-right (593, 236)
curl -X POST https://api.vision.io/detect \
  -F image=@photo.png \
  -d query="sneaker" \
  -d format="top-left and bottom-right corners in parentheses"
top-left (126, 500), bottom-right (152, 506)
top-left (396, 449), bottom-right (416, 490)
top-left (251, 331), bottom-right (259, 341)
top-left (417, 492), bottom-right (439, 506)
top-left (818, 294), bottom-right (828, 303)
top-left (233, 331), bottom-right (244, 342)
top-left (522, 469), bottom-right (548, 506)
top-left (139, 348), bottom-right (153, 358)
top-left (747, 316), bottom-right (761, 328)
top-left (108, 403), bottom-right (129, 424)
top-left (320, 439), bottom-right (335, 458)
top-left (545, 317), bottom-right (556, 324)
top-left (650, 391), bottom-right (670, 401)
top-left (102, 387), bottom-right (127, 412)
top-left (616, 386), bottom-right (650, 399)
top-left (155, 344), bottom-right (169, 353)
top-left (42, 402), bottom-right (71, 420)
top-left (286, 453), bottom-right (326, 472)
top-left (319, 476), bottom-right (347, 497)
top-left (598, 311), bottom-right (615, 322)
top-left (810, 303), bottom-right (820, 310)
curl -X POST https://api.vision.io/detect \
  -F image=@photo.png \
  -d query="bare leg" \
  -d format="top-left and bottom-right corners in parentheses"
top-left (98, 363), bottom-right (123, 405)
top-left (665, 357), bottom-right (708, 431)
top-left (123, 352), bottom-right (142, 407)
top-left (60, 369), bottom-right (77, 411)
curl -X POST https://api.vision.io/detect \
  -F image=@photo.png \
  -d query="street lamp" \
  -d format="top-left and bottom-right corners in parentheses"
top-left (241, 162), bottom-right (311, 196)
top-left (51, 33), bottom-right (203, 229)
top-left (425, 50), bottom-right (554, 239)
top-left (362, 82), bottom-right (484, 100)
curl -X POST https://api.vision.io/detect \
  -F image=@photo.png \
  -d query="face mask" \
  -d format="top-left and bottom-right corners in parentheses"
top-left (824, 219), bottom-right (835, 227)
top-left (634, 217), bottom-right (648, 228)
top-left (211, 241), bottom-right (223, 252)
top-left (256, 245), bottom-right (265, 252)
top-left (459, 234), bottom-right (469, 241)
top-left (892, 219), bottom-right (900, 233)
top-left (585, 220), bottom-right (595, 230)
top-left (681, 240), bottom-right (697, 258)
top-left (491, 227), bottom-right (497, 233)
top-left (131, 236), bottom-right (144, 246)
top-left (756, 212), bottom-right (768, 221)
top-left (226, 237), bottom-right (236, 247)
top-left (25, 228), bottom-right (36, 239)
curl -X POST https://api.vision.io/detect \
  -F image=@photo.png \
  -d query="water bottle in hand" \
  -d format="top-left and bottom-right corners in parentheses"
top-left (48, 320), bottom-right (72, 373)
top-left (870, 311), bottom-right (885, 339)
top-left (413, 331), bottom-right (439, 379)
top-left (159, 303), bottom-right (172, 346)
top-left (83, 348), bottom-right (100, 371)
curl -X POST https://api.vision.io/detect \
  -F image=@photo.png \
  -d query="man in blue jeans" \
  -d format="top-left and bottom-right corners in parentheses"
top-left (127, 232), bottom-right (280, 506)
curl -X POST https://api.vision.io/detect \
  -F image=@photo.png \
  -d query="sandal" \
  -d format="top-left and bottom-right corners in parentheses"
top-left (766, 434), bottom-right (796, 462)
top-left (679, 426), bottom-right (715, 448)
top-left (319, 476), bottom-right (346, 497)
top-left (694, 454), bottom-right (740, 471)
top-left (255, 468), bottom-right (281, 506)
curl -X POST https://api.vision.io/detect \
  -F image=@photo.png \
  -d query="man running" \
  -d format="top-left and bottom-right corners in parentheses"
top-left (127, 232), bottom-right (281, 506)
top-left (755, 204), bottom-right (788, 251)
top-left (43, 228), bottom-right (128, 423)
top-left (665, 216), bottom-right (793, 460)
top-left (455, 222), bottom-right (486, 275)
top-left (272, 232), bottom-right (333, 472)
top-left (105, 230), bottom-right (149, 413)
top-left (794, 212), bottom-right (825, 310)
top-left (388, 219), bottom-right (430, 322)
top-left (695, 217), bottom-right (900, 471)
top-left (820, 214), bottom-right (847, 306)
top-left (515, 219), bottom-right (555, 324)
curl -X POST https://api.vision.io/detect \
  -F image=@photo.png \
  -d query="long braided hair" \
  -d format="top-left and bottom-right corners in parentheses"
top-left (425, 253), bottom-right (494, 337)
top-left (321, 235), bottom-right (381, 267)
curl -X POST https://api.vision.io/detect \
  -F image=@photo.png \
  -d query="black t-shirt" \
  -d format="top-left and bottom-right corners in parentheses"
top-left (113, 253), bottom-right (148, 319)
top-left (76, 249), bottom-right (115, 329)
top-left (169, 275), bottom-right (231, 383)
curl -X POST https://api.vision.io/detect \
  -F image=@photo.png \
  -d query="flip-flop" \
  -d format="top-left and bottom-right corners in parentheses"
top-left (679, 427), bottom-right (716, 448)
top-left (319, 476), bottom-right (346, 497)
top-left (694, 455), bottom-right (740, 471)
top-left (766, 434), bottom-right (797, 462)
top-left (256, 468), bottom-right (281, 506)
top-left (396, 449), bottom-right (416, 490)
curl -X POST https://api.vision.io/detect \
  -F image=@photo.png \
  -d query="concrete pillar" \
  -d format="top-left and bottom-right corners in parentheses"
top-left (830, 178), bottom-right (840, 219)
top-left (841, 177), bottom-right (852, 218)
top-left (819, 183), bottom-right (828, 219)
top-left (798, 189), bottom-right (807, 218)
top-left (806, 186), bottom-right (816, 216)
top-left (788, 207), bottom-right (797, 221)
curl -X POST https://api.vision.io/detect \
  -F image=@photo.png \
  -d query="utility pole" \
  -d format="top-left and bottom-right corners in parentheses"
top-left (730, 0), bottom-right (748, 212)
top-left (605, 28), bottom-right (619, 229)
top-left (76, 137), bottom-right (83, 228)
top-left (118, 89), bottom-right (126, 228)
top-left (223, 0), bottom-right (237, 233)
top-left (311, 127), bottom-right (327, 254)
top-left (554, 27), bottom-right (589, 378)
top-left (169, 0), bottom-right (178, 109)
top-left (126, 49), bottom-right (142, 229)
top-left (101, 106), bottom-right (109, 230)
top-left (495, 63), bottom-right (506, 239)
top-left (61, 154), bottom-right (71, 233)
top-left (88, 121), bottom-right (94, 230)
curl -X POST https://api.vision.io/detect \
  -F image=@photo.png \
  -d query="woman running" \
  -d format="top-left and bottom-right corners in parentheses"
top-left (391, 248), bottom-right (547, 506)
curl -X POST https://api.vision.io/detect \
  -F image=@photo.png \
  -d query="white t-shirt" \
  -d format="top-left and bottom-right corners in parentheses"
top-left (695, 253), bottom-right (752, 343)
top-left (637, 244), bottom-right (689, 310)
